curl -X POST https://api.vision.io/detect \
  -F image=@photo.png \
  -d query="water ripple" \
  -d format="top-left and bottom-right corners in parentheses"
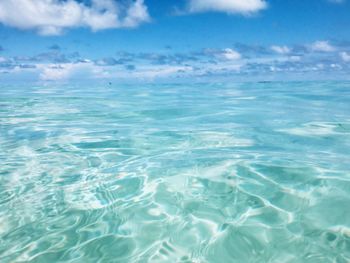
top-left (0, 82), bottom-right (350, 262)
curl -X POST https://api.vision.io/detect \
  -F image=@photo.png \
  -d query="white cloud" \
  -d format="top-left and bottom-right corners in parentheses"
top-left (128, 65), bottom-right (193, 79)
top-left (340, 52), bottom-right (350, 62)
top-left (188, 0), bottom-right (267, 15)
top-left (37, 62), bottom-right (193, 81)
top-left (0, 0), bottom-right (150, 35)
top-left (271, 45), bottom-right (290, 54)
top-left (38, 62), bottom-right (103, 80)
top-left (40, 65), bottom-right (72, 80)
top-left (310, 41), bottom-right (336, 52)
top-left (221, 48), bottom-right (242, 60)
top-left (330, 63), bottom-right (342, 69)
top-left (288, 55), bottom-right (301, 62)
top-left (122, 0), bottom-right (151, 27)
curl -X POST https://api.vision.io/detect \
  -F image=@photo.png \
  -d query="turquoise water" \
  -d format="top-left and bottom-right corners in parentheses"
top-left (0, 82), bottom-right (350, 262)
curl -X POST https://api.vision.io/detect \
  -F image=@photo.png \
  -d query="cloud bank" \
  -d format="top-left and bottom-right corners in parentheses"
top-left (0, 0), bottom-right (150, 35)
top-left (1, 40), bottom-right (349, 82)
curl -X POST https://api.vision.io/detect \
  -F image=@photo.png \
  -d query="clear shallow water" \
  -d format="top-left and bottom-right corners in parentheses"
top-left (0, 81), bottom-right (350, 262)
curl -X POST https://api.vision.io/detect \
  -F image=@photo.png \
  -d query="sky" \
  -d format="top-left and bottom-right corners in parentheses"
top-left (0, 0), bottom-right (350, 83)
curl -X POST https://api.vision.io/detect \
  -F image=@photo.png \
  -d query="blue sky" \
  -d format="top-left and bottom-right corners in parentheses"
top-left (0, 0), bottom-right (350, 82)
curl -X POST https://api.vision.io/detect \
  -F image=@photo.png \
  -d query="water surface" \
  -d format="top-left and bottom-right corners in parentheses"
top-left (0, 82), bottom-right (350, 262)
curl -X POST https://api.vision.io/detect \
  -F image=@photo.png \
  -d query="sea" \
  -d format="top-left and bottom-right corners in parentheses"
top-left (0, 81), bottom-right (349, 262)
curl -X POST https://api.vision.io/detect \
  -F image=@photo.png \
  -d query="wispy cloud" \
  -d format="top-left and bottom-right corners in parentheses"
top-left (310, 41), bottom-right (336, 52)
top-left (340, 52), bottom-right (350, 62)
top-left (0, 0), bottom-right (150, 35)
top-left (38, 62), bottom-right (104, 80)
top-left (234, 43), bottom-right (271, 56)
top-left (271, 45), bottom-right (291, 54)
top-left (187, 0), bottom-right (267, 15)
top-left (220, 48), bottom-right (242, 60)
